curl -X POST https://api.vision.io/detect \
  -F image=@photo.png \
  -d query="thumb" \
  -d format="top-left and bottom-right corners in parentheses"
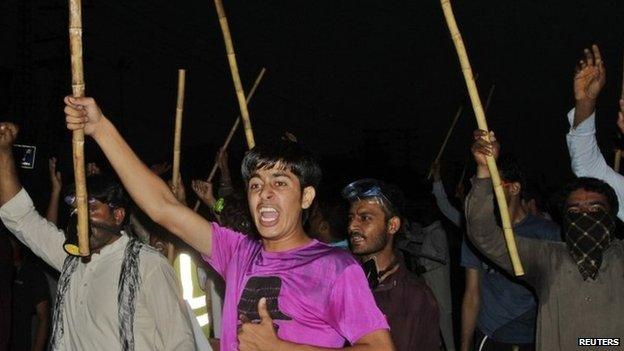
top-left (257, 297), bottom-right (272, 324)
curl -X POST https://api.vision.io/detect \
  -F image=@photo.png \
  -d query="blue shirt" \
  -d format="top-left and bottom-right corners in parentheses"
top-left (461, 214), bottom-right (560, 343)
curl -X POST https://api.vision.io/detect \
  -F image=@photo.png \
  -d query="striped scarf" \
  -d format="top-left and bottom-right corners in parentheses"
top-left (50, 237), bottom-right (144, 351)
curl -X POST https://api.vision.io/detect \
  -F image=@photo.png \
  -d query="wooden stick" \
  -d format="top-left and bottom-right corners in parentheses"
top-left (213, 0), bottom-right (255, 149)
top-left (168, 69), bottom-right (186, 265)
top-left (427, 105), bottom-right (463, 179)
top-left (193, 68), bottom-right (266, 212)
top-left (172, 69), bottom-right (186, 195)
top-left (68, 0), bottom-right (89, 256)
top-left (440, 0), bottom-right (524, 275)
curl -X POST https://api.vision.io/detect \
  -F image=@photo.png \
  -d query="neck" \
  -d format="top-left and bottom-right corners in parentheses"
top-left (508, 198), bottom-right (528, 225)
top-left (262, 224), bottom-right (312, 252)
top-left (362, 243), bottom-right (395, 270)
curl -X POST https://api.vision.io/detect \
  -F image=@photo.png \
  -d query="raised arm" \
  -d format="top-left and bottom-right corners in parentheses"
top-left (64, 97), bottom-right (214, 257)
top-left (466, 130), bottom-right (547, 281)
top-left (0, 123), bottom-right (21, 206)
top-left (431, 161), bottom-right (462, 226)
top-left (46, 157), bottom-right (62, 224)
top-left (0, 123), bottom-right (66, 270)
top-left (566, 45), bottom-right (624, 220)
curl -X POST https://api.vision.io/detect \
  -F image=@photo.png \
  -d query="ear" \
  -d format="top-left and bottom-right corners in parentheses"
top-left (113, 207), bottom-right (126, 226)
top-left (387, 216), bottom-right (401, 235)
top-left (301, 186), bottom-right (316, 209)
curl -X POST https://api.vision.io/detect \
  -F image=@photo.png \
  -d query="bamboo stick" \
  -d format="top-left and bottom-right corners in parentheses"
top-left (427, 105), bottom-right (463, 179)
top-left (172, 69), bottom-right (186, 195)
top-left (193, 68), bottom-right (266, 212)
top-left (440, 0), bottom-right (524, 275)
top-left (68, 0), bottom-right (89, 257)
top-left (213, 0), bottom-right (255, 149)
top-left (168, 69), bottom-right (186, 266)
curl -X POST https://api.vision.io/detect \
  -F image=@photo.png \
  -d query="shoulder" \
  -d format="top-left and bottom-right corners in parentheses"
top-left (518, 215), bottom-right (561, 241)
top-left (309, 241), bottom-right (361, 271)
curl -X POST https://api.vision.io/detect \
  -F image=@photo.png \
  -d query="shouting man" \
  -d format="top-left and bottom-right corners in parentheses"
top-left (64, 97), bottom-right (394, 351)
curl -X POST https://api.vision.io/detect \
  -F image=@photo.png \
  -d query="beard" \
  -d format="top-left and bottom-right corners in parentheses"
top-left (349, 230), bottom-right (389, 256)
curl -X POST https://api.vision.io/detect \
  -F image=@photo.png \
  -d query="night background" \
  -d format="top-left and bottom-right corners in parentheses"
top-left (1, 0), bottom-right (624, 209)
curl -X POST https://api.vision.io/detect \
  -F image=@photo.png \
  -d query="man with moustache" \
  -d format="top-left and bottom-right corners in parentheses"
top-left (344, 179), bottom-right (440, 351)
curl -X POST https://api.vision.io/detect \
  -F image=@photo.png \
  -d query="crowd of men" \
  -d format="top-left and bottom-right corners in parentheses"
top-left (0, 44), bottom-right (623, 351)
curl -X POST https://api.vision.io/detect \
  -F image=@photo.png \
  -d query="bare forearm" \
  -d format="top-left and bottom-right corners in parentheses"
top-left (0, 149), bottom-right (21, 206)
top-left (278, 343), bottom-right (392, 351)
top-left (46, 190), bottom-right (61, 224)
top-left (573, 99), bottom-right (596, 127)
top-left (460, 294), bottom-right (479, 351)
top-left (91, 118), bottom-right (178, 221)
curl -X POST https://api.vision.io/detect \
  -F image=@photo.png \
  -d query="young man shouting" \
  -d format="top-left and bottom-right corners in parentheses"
top-left (64, 97), bottom-right (394, 351)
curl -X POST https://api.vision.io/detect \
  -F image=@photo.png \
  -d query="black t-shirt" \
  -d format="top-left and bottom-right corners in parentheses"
top-left (10, 258), bottom-right (49, 351)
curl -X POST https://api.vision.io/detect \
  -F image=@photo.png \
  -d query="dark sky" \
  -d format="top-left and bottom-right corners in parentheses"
top-left (1, 0), bottom-right (624, 205)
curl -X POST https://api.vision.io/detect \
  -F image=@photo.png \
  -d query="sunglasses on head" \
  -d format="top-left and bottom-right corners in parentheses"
top-left (341, 179), bottom-right (396, 214)
top-left (64, 194), bottom-right (116, 208)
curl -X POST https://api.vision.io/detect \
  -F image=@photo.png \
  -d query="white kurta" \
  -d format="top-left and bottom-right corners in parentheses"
top-left (0, 189), bottom-right (196, 350)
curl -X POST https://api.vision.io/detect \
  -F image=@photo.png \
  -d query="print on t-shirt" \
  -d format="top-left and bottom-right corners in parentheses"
top-left (238, 276), bottom-right (292, 322)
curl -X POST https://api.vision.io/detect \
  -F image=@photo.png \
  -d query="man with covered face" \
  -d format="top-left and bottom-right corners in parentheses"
top-left (0, 122), bottom-right (195, 350)
top-left (467, 129), bottom-right (624, 351)
top-left (344, 179), bottom-right (440, 351)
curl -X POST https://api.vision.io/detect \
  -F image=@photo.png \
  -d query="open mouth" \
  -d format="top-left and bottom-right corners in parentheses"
top-left (258, 206), bottom-right (280, 227)
top-left (350, 233), bottom-right (365, 245)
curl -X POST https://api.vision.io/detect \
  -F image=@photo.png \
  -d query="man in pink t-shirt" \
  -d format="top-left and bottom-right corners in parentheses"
top-left (63, 96), bottom-right (394, 351)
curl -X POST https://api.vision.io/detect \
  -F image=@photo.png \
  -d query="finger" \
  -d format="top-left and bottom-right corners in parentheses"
top-left (580, 60), bottom-right (587, 70)
top-left (239, 314), bottom-right (251, 324)
top-left (64, 105), bottom-right (86, 117)
top-left (592, 44), bottom-right (602, 66)
top-left (257, 297), bottom-right (272, 324)
top-left (620, 99), bottom-right (624, 112)
top-left (584, 48), bottom-right (594, 67)
top-left (66, 116), bottom-right (88, 125)
top-left (473, 129), bottom-right (488, 140)
top-left (56, 171), bottom-right (62, 180)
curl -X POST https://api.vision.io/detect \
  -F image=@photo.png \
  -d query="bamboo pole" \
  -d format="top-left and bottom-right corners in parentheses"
top-left (168, 69), bottom-right (186, 265)
top-left (172, 69), bottom-right (186, 195)
top-left (440, 0), bottom-right (524, 275)
top-left (193, 68), bottom-right (266, 212)
top-left (426, 81), bottom-right (493, 179)
top-left (427, 105), bottom-right (463, 179)
top-left (68, 0), bottom-right (89, 256)
top-left (213, 0), bottom-right (255, 149)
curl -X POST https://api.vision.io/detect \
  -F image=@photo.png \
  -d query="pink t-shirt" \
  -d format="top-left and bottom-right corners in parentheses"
top-left (203, 223), bottom-right (389, 350)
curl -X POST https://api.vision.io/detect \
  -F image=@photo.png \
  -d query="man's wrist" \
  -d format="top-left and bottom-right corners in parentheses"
top-left (90, 116), bottom-right (111, 141)
top-left (476, 165), bottom-right (491, 179)
top-left (574, 99), bottom-right (596, 126)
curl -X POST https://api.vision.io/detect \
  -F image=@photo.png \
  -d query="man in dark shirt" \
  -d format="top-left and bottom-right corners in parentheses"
top-left (344, 179), bottom-right (440, 351)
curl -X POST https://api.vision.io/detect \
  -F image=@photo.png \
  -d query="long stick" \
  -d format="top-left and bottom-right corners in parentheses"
top-left (427, 105), bottom-right (463, 179)
top-left (68, 0), bottom-right (89, 256)
top-left (172, 69), bottom-right (186, 194)
top-left (169, 69), bottom-right (186, 265)
top-left (213, 0), bottom-right (255, 149)
top-left (193, 68), bottom-right (266, 212)
top-left (440, 0), bottom-right (524, 275)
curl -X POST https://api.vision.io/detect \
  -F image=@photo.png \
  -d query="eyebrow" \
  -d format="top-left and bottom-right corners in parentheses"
top-left (566, 200), bottom-right (608, 207)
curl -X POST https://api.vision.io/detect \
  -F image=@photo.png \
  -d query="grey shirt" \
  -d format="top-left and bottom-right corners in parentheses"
top-left (466, 178), bottom-right (624, 351)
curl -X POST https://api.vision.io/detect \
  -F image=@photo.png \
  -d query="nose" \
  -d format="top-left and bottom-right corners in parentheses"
top-left (259, 183), bottom-right (275, 200)
top-left (348, 217), bottom-right (360, 233)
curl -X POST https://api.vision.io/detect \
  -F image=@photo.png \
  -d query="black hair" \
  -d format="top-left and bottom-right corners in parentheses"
top-left (219, 191), bottom-right (257, 237)
top-left (66, 173), bottom-right (130, 224)
top-left (498, 155), bottom-right (526, 196)
top-left (377, 181), bottom-right (405, 220)
top-left (241, 139), bottom-right (322, 189)
top-left (560, 177), bottom-right (619, 216)
top-left (314, 195), bottom-right (348, 241)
